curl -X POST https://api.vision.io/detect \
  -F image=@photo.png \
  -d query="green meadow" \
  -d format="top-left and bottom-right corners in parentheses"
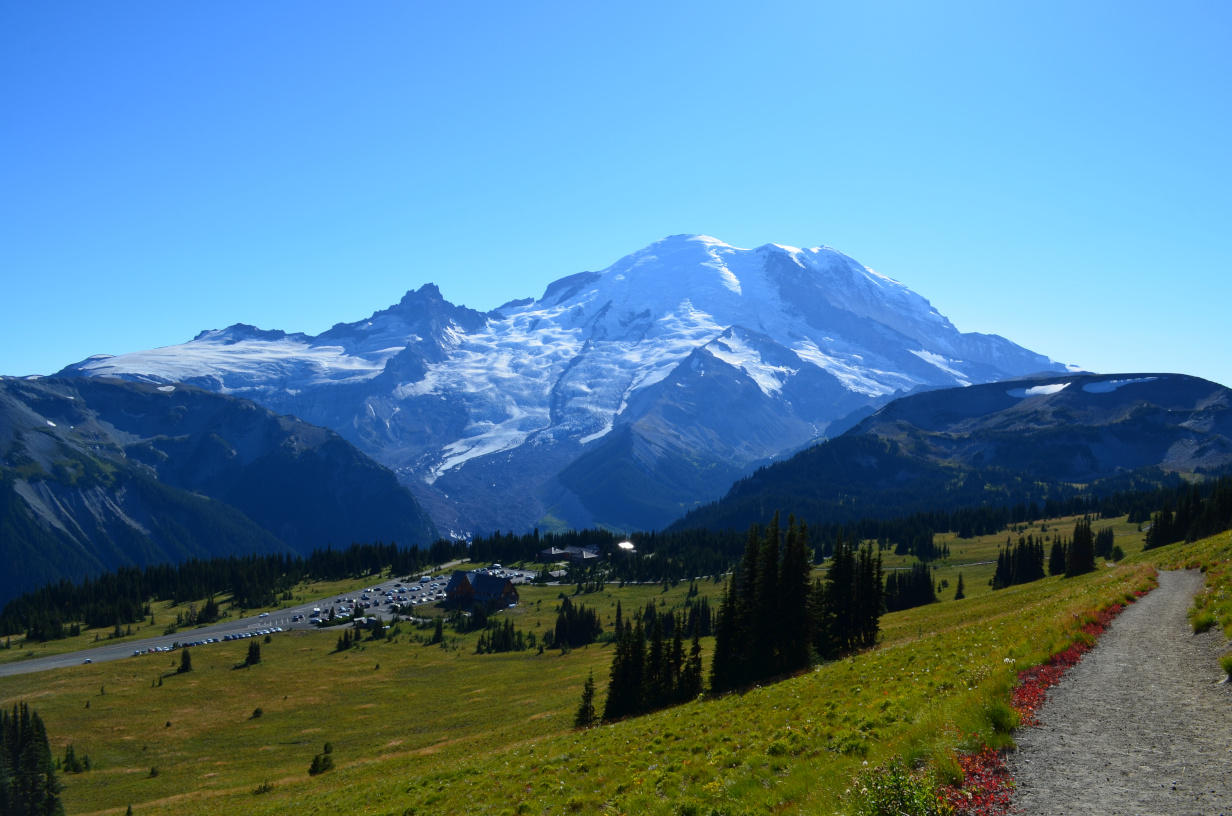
top-left (2, 517), bottom-right (1226, 816)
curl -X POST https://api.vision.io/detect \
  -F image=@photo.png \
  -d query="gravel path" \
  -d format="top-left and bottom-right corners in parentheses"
top-left (1008, 569), bottom-right (1232, 815)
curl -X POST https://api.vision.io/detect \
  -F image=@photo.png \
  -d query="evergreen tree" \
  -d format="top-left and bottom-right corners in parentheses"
top-left (732, 524), bottom-right (762, 687)
top-left (644, 614), bottom-right (666, 708)
top-left (245, 641), bottom-right (261, 666)
top-left (776, 516), bottom-right (813, 673)
top-left (752, 513), bottom-right (781, 672)
top-left (884, 562), bottom-right (938, 611)
top-left (822, 531), bottom-right (856, 656)
top-left (1144, 503), bottom-right (1177, 550)
top-left (0, 703), bottom-right (64, 815)
top-left (854, 543), bottom-right (883, 649)
top-left (1048, 540), bottom-right (1067, 576)
top-left (1094, 527), bottom-right (1115, 559)
top-left (679, 621), bottom-right (703, 701)
top-left (708, 576), bottom-right (739, 694)
top-left (992, 536), bottom-right (1047, 589)
top-left (177, 648), bottom-right (192, 674)
top-left (554, 598), bottom-right (602, 649)
top-left (1065, 518), bottom-right (1096, 577)
top-left (199, 595), bottom-right (220, 624)
top-left (602, 618), bottom-right (633, 721)
top-left (954, 573), bottom-right (965, 600)
top-left (574, 671), bottom-right (596, 728)
top-left (668, 617), bottom-right (685, 702)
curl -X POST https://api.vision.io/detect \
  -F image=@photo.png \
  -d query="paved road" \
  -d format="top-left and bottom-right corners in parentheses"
top-left (0, 576), bottom-right (436, 679)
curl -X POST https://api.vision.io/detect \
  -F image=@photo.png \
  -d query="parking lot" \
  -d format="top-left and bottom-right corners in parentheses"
top-left (0, 566), bottom-right (542, 678)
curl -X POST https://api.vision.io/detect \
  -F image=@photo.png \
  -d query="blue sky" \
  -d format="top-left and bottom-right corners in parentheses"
top-left (3, 1), bottom-right (1230, 386)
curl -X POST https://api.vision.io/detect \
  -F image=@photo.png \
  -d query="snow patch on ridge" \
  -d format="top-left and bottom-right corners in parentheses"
top-left (910, 350), bottom-right (971, 386)
top-left (1008, 382), bottom-right (1070, 398)
top-left (73, 337), bottom-right (393, 392)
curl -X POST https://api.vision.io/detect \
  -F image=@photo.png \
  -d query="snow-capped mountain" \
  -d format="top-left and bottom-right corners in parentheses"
top-left (60, 235), bottom-right (1070, 533)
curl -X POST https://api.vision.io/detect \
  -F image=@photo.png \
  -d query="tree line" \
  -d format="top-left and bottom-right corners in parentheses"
top-left (1144, 477), bottom-right (1232, 550)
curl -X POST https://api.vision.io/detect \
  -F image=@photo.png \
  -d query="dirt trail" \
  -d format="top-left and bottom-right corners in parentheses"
top-left (1008, 569), bottom-right (1232, 815)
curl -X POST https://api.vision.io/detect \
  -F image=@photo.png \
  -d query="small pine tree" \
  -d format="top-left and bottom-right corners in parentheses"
top-left (61, 743), bottom-right (90, 774)
top-left (574, 671), bottom-right (596, 728)
top-left (308, 753), bottom-right (334, 775)
top-left (954, 573), bottom-right (965, 600)
top-left (245, 641), bottom-right (261, 666)
top-left (177, 648), bottom-right (193, 674)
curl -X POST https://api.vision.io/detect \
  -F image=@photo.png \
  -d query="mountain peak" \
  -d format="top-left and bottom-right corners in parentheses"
top-left (400, 282), bottom-right (444, 304)
top-left (56, 233), bottom-right (1072, 534)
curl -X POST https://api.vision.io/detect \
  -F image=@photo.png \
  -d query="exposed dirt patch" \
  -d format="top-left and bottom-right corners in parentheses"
top-left (1008, 569), bottom-right (1232, 814)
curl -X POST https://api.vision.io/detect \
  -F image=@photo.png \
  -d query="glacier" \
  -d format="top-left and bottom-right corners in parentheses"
top-left (59, 235), bottom-right (1071, 534)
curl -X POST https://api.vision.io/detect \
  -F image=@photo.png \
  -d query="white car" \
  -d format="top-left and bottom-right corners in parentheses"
top-left (258, 612), bottom-right (270, 618)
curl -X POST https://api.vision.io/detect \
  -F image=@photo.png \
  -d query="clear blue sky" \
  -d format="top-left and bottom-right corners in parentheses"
top-left (3, 1), bottom-right (1229, 386)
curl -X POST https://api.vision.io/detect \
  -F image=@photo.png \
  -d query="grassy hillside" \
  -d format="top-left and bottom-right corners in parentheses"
top-left (3, 516), bottom-right (1203, 816)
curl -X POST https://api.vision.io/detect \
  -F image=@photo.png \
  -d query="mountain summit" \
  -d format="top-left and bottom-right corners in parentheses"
top-left (60, 235), bottom-right (1070, 533)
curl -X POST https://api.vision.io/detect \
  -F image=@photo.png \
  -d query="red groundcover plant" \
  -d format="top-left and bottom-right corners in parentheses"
top-left (938, 589), bottom-right (1149, 815)
top-left (938, 747), bottom-right (1014, 816)
top-left (1012, 602), bottom-right (1125, 726)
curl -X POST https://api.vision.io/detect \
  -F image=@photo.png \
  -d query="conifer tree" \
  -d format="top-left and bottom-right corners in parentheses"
top-left (854, 543), bottom-right (883, 649)
top-left (822, 530), bottom-right (856, 656)
top-left (708, 574), bottom-right (739, 694)
top-left (602, 622), bottom-right (632, 721)
top-left (574, 671), bottom-right (596, 728)
top-left (0, 703), bottom-right (64, 815)
top-left (1048, 541), bottom-right (1067, 576)
top-left (954, 573), bottom-right (965, 600)
top-left (679, 621), bottom-right (703, 701)
top-left (776, 516), bottom-right (813, 673)
top-left (753, 513), bottom-right (781, 672)
top-left (645, 614), bottom-right (666, 708)
top-left (1065, 518), bottom-right (1096, 577)
top-left (669, 618), bottom-right (685, 701)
